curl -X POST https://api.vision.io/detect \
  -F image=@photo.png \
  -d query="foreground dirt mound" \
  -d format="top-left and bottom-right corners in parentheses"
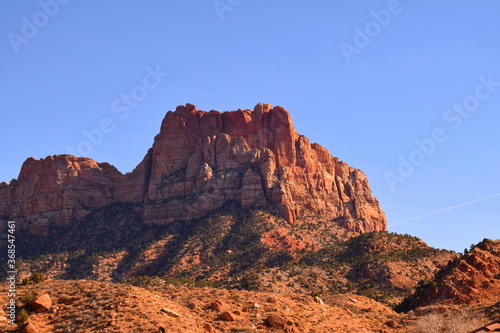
top-left (0, 279), bottom-right (403, 333)
top-left (1, 280), bottom-right (200, 332)
top-left (2, 279), bottom-right (498, 332)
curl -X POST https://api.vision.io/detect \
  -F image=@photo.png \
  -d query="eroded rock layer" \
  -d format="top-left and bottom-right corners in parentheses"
top-left (0, 103), bottom-right (386, 234)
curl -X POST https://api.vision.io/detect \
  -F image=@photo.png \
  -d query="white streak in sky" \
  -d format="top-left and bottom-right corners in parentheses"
top-left (389, 193), bottom-right (500, 227)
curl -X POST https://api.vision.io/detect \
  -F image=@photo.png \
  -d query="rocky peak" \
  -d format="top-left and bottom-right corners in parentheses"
top-left (0, 103), bottom-right (386, 235)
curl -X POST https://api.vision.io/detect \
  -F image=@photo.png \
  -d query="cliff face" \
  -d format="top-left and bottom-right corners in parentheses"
top-left (0, 103), bottom-right (386, 235)
top-left (0, 156), bottom-right (120, 235)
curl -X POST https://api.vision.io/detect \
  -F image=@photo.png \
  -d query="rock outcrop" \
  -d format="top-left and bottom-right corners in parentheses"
top-left (424, 239), bottom-right (500, 305)
top-left (0, 103), bottom-right (386, 235)
top-left (0, 156), bottom-right (120, 235)
top-left (28, 294), bottom-right (53, 313)
top-left (398, 239), bottom-right (500, 310)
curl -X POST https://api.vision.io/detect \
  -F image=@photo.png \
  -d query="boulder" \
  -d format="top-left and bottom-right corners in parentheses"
top-left (219, 311), bottom-right (237, 321)
top-left (203, 323), bottom-right (216, 332)
top-left (266, 314), bottom-right (290, 329)
top-left (28, 294), bottom-right (52, 313)
top-left (160, 308), bottom-right (181, 318)
top-left (314, 296), bottom-right (324, 305)
top-left (210, 300), bottom-right (227, 312)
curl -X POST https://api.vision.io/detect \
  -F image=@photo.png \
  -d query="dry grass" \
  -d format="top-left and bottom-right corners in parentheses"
top-left (409, 310), bottom-right (487, 333)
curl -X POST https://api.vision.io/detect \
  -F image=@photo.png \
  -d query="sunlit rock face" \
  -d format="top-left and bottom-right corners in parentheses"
top-left (0, 103), bottom-right (386, 235)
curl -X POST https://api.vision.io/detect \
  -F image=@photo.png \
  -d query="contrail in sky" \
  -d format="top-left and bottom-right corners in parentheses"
top-left (389, 192), bottom-right (500, 227)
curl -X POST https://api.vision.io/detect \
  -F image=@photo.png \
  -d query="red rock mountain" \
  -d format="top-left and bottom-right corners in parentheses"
top-left (0, 103), bottom-right (386, 235)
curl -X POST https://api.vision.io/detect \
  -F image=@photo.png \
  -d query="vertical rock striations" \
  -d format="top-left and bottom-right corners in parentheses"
top-left (0, 156), bottom-right (120, 235)
top-left (0, 103), bottom-right (386, 234)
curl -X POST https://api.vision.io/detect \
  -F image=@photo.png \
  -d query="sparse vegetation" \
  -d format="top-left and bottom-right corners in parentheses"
top-left (21, 290), bottom-right (38, 303)
top-left (31, 272), bottom-right (46, 284)
top-left (398, 238), bottom-right (500, 312)
top-left (7, 210), bottom-right (460, 308)
top-left (122, 275), bottom-right (221, 289)
top-left (15, 308), bottom-right (29, 326)
top-left (0, 212), bottom-right (496, 333)
top-left (409, 310), bottom-right (486, 333)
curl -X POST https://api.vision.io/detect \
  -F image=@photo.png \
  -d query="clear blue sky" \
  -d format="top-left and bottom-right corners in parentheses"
top-left (1, 1), bottom-right (499, 252)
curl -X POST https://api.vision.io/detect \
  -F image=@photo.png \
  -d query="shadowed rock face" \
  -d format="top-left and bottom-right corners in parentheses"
top-left (0, 103), bottom-right (386, 235)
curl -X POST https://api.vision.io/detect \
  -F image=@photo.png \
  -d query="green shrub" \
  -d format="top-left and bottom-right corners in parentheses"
top-left (15, 308), bottom-right (29, 326)
top-left (21, 290), bottom-right (39, 303)
top-left (22, 277), bottom-right (30, 285)
top-left (239, 271), bottom-right (260, 291)
top-left (31, 272), bottom-right (46, 284)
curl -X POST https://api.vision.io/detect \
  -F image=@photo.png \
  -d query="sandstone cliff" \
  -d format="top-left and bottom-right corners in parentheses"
top-left (0, 156), bottom-right (120, 235)
top-left (0, 103), bottom-right (386, 235)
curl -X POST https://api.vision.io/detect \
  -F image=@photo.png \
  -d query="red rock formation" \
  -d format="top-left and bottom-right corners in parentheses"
top-left (414, 239), bottom-right (500, 307)
top-left (0, 155), bottom-right (120, 235)
top-left (0, 103), bottom-right (387, 235)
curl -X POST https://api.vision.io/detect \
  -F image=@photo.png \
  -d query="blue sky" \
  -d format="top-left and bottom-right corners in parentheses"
top-left (1, 0), bottom-right (499, 252)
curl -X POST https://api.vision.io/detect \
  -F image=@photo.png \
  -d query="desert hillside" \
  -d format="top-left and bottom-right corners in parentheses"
top-left (2, 278), bottom-right (498, 333)
top-left (10, 209), bottom-right (456, 307)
